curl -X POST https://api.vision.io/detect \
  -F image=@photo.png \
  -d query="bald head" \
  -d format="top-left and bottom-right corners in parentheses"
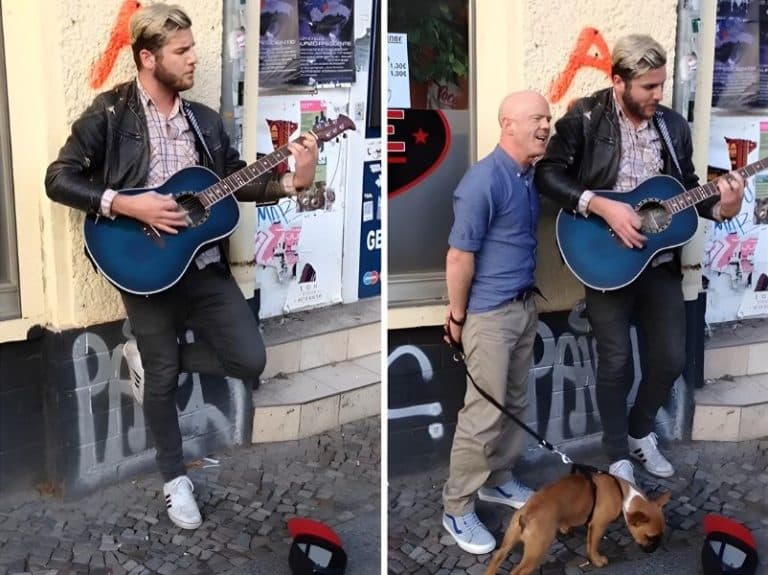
top-left (497, 90), bottom-right (551, 167)
top-left (498, 90), bottom-right (549, 126)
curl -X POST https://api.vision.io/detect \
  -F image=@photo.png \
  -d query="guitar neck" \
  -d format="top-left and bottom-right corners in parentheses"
top-left (197, 136), bottom-right (310, 208)
top-left (664, 157), bottom-right (768, 214)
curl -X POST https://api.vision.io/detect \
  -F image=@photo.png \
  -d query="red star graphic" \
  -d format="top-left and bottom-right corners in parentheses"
top-left (412, 128), bottom-right (429, 144)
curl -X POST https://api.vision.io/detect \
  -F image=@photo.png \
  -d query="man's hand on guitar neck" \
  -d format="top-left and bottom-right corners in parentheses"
top-left (111, 191), bottom-right (189, 235)
top-left (587, 195), bottom-right (647, 249)
top-left (287, 132), bottom-right (319, 189)
top-left (715, 170), bottom-right (745, 220)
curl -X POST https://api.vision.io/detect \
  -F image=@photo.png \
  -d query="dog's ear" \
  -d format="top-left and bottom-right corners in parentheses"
top-left (653, 491), bottom-right (672, 508)
top-left (627, 511), bottom-right (649, 526)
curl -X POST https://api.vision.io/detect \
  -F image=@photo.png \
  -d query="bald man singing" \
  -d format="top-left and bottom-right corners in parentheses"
top-left (442, 91), bottom-right (552, 555)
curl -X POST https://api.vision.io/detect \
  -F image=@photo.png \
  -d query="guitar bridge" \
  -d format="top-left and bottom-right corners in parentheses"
top-left (142, 224), bottom-right (166, 248)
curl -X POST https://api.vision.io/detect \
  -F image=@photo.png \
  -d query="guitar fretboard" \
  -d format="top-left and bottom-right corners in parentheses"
top-left (663, 157), bottom-right (768, 214)
top-left (198, 145), bottom-right (295, 208)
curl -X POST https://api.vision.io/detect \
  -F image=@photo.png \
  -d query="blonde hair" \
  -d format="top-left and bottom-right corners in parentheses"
top-left (611, 34), bottom-right (666, 80)
top-left (130, 3), bottom-right (191, 68)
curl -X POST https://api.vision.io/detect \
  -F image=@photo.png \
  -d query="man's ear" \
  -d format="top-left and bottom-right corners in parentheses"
top-left (139, 49), bottom-right (155, 70)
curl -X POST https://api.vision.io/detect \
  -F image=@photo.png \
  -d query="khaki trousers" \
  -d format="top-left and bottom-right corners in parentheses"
top-left (442, 298), bottom-right (537, 515)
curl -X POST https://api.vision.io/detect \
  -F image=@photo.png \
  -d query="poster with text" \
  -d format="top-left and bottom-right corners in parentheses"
top-left (260, 0), bottom-right (300, 87)
top-left (712, 0), bottom-right (760, 109)
top-left (297, 0), bottom-right (355, 86)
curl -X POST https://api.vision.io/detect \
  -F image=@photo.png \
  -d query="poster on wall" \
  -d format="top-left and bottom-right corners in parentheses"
top-left (297, 0), bottom-right (356, 86)
top-left (259, 0), bottom-right (300, 87)
top-left (358, 142), bottom-right (381, 298)
top-left (703, 115), bottom-right (768, 323)
top-left (712, 0), bottom-right (760, 109)
top-left (254, 98), bottom-right (347, 317)
top-left (387, 33), bottom-right (411, 108)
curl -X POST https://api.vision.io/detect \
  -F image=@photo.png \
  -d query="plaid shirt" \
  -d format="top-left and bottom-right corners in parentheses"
top-left (613, 92), bottom-right (663, 193)
top-left (614, 92), bottom-right (672, 266)
top-left (137, 80), bottom-right (220, 268)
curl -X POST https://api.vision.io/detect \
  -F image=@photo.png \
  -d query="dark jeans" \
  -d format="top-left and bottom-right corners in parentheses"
top-left (585, 263), bottom-right (686, 460)
top-left (121, 264), bottom-right (266, 481)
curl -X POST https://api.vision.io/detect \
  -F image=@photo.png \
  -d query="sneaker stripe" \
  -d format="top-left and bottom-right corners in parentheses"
top-left (446, 514), bottom-right (463, 535)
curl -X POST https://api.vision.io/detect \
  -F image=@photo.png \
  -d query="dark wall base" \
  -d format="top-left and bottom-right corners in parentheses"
top-left (389, 303), bottom-right (702, 476)
top-left (1, 318), bottom-right (251, 499)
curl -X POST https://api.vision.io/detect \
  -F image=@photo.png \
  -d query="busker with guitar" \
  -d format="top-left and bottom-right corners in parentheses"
top-left (535, 34), bottom-right (744, 479)
top-left (45, 3), bottom-right (318, 530)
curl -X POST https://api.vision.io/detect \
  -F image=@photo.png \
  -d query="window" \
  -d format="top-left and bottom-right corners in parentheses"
top-left (0, 9), bottom-right (21, 320)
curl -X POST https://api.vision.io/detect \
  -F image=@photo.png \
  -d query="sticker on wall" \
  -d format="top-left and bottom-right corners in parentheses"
top-left (703, 115), bottom-right (767, 323)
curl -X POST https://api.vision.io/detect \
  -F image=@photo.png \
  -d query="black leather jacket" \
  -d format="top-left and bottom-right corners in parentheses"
top-left (535, 87), bottom-right (717, 220)
top-left (45, 81), bottom-right (281, 214)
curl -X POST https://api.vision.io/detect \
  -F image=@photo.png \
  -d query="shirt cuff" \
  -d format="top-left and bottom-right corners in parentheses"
top-left (100, 189), bottom-right (118, 219)
top-left (578, 190), bottom-right (595, 217)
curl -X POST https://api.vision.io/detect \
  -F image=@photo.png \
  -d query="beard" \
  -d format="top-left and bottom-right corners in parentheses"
top-left (154, 59), bottom-right (194, 93)
top-left (621, 89), bottom-right (656, 121)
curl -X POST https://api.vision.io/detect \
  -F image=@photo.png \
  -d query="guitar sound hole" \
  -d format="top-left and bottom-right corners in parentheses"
top-left (175, 193), bottom-right (208, 227)
top-left (636, 199), bottom-right (671, 234)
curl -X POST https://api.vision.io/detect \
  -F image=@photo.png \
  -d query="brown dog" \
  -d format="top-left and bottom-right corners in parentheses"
top-left (483, 466), bottom-right (671, 575)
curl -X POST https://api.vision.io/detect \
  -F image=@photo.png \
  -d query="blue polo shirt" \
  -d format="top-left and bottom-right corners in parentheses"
top-left (448, 145), bottom-right (540, 313)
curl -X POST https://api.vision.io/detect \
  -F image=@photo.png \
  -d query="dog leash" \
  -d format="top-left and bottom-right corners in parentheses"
top-left (443, 310), bottom-right (575, 466)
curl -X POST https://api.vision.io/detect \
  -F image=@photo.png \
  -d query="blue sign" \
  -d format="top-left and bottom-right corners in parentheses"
top-left (358, 158), bottom-right (381, 298)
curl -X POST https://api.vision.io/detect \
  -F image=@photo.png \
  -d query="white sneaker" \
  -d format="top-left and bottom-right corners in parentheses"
top-left (477, 476), bottom-right (534, 509)
top-left (628, 432), bottom-right (674, 478)
top-left (442, 511), bottom-right (495, 555)
top-left (123, 339), bottom-right (144, 406)
top-left (163, 475), bottom-right (202, 529)
top-left (609, 459), bottom-right (636, 485)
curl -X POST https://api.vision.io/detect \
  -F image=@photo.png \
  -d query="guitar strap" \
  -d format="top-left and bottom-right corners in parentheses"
top-left (654, 112), bottom-right (684, 180)
top-left (183, 101), bottom-right (215, 167)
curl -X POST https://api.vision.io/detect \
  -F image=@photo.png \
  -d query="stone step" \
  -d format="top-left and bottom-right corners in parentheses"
top-left (251, 353), bottom-right (380, 443)
top-left (692, 373), bottom-right (768, 441)
top-left (703, 319), bottom-right (768, 380)
top-left (260, 298), bottom-right (380, 378)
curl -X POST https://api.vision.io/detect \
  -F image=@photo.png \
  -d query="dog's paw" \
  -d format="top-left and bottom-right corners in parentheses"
top-left (590, 554), bottom-right (609, 568)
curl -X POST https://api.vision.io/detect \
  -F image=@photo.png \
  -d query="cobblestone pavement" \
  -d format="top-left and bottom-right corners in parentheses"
top-left (388, 438), bottom-right (768, 575)
top-left (0, 417), bottom-right (380, 575)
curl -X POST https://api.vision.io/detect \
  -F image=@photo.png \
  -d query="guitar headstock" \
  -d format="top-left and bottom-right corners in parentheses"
top-left (311, 115), bottom-right (356, 143)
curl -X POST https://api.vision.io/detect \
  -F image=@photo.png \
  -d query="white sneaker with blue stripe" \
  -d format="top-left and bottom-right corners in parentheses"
top-left (442, 511), bottom-right (495, 555)
top-left (477, 476), bottom-right (534, 509)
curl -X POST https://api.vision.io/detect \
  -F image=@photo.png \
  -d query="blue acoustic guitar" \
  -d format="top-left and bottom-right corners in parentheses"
top-left (555, 157), bottom-right (768, 291)
top-left (84, 115), bottom-right (355, 295)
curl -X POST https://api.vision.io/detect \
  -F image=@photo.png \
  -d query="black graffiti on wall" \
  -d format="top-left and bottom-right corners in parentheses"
top-left (53, 319), bottom-right (250, 494)
top-left (388, 304), bottom-right (689, 471)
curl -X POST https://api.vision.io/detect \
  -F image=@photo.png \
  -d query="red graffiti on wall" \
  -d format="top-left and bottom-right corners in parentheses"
top-left (548, 27), bottom-right (612, 104)
top-left (707, 234), bottom-right (758, 274)
top-left (90, 0), bottom-right (142, 89)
